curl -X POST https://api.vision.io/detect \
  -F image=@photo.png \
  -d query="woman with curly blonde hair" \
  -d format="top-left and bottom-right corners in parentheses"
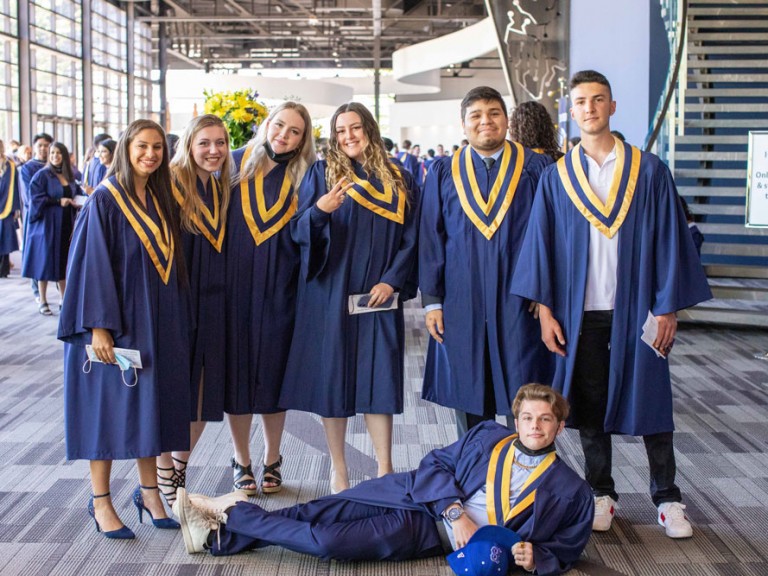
top-left (280, 102), bottom-right (421, 494)
top-left (153, 114), bottom-right (232, 505)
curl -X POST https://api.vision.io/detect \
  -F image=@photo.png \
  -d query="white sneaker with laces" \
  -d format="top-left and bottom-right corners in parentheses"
top-left (592, 495), bottom-right (616, 532)
top-left (176, 488), bottom-right (228, 554)
top-left (658, 502), bottom-right (693, 538)
top-left (172, 490), bottom-right (248, 518)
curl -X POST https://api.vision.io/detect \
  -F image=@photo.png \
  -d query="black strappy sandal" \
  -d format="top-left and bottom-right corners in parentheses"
top-left (261, 455), bottom-right (283, 494)
top-left (157, 456), bottom-right (187, 507)
top-left (231, 457), bottom-right (259, 496)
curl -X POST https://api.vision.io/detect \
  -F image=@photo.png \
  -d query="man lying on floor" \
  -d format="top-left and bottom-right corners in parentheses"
top-left (175, 384), bottom-right (594, 575)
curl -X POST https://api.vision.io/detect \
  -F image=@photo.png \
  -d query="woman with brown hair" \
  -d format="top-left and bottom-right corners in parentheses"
top-left (225, 102), bottom-right (316, 496)
top-left (280, 102), bottom-right (421, 494)
top-left (508, 101), bottom-right (563, 163)
top-left (22, 142), bottom-right (80, 313)
top-left (59, 119), bottom-right (190, 538)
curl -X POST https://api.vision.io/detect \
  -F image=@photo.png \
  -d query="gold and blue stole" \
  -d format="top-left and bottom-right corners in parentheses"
top-left (0, 159), bottom-right (16, 219)
top-left (172, 177), bottom-right (226, 252)
top-left (485, 434), bottom-right (557, 526)
top-left (105, 179), bottom-right (175, 284)
top-left (240, 145), bottom-right (296, 246)
top-left (347, 164), bottom-right (406, 225)
top-left (557, 136), bottom-right (641, 239)
top-left (451, 141), bottom-right (524, 240)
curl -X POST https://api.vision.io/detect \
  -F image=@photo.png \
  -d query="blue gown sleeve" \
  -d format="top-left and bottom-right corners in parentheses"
top-left (418, 159), bottom-right (447, 302)
top-left (291, 162), bottom-right (331, 281)
top-left (530, 479), bottom-right (594, 575)
top-left (58, 190), bottom-right (123, 345)
top-left (510, 167), bottom-right (559, 309)
top-left (650, 162), bottom-right (712, 315)
top-left (379, 171), bottom-right (421, 300)
top-left (27, 171), bottom-right (55, 223)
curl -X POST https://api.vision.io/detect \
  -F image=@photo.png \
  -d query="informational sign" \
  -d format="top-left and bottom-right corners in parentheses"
top-left (746, 131), bottom-right (768, 227)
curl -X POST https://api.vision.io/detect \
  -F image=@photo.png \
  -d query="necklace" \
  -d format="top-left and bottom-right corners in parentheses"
top-left (513, 457), bottom-right (539, 471)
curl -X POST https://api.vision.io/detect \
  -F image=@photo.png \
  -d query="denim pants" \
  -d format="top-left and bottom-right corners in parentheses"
top-left (573, 311), bottom-right (682, 507)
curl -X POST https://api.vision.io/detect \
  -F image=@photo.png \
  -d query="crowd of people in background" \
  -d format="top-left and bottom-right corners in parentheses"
top-left (0, 70), bottom-right (711, 575)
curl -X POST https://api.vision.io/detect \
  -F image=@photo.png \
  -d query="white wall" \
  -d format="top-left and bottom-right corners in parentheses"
top-left (569, 0), bottom-right (651, 146)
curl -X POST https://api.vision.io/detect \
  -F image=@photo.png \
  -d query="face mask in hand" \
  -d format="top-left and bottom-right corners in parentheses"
top-left (82, 352), bottom-right (139, 387)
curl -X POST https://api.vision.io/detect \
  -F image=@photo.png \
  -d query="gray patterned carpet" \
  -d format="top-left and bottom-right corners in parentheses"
top-left (1, 265), bottom-right (768, 576)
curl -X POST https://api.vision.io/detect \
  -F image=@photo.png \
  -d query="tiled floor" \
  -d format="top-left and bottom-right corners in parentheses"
top-left (1, 265), bottom-right (768, 575)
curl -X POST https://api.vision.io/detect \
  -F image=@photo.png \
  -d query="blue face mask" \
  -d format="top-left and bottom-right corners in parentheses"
top-left (82, 353), bottom-right (139, 387)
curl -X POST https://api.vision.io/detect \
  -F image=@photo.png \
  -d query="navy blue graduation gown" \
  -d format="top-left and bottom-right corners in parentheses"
top-left (179, 176), bottom-right (227, 421)
top-left (511, 149), bottom-right (712, 436)
top-left (84, 157), bottom-right (108, 189)
top-left (58, 177), bottom-right (191, 460)
top-left (218, 422), bottom-right (592, 574)
top-left (397, 151), bottom-right (421, 183)
top-left (0, 159), bottom-right (20, 255)
top-left (21, 167), bottom-right (76, 281)
top-left (419, 145), bottom-right (554, 416)
top-left (280, 160), bottom-right (420, 417)
top-left (19, 158), bottom-right (45, 207)
top-left (224, 148), bottom-right (301, 414)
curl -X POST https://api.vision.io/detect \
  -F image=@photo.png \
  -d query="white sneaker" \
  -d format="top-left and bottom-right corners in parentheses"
top-left (175, 488), bottom-right (228, 554)
top-left (173, 490), bottom-right (248, 517)
top-left (592, 495), bottom-right (616, 532)
top-left (658, 502), bottom-right (693, 538)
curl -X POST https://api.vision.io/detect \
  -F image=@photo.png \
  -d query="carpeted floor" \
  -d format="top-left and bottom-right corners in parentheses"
top-left (1, 267), bottom-right (767, 576)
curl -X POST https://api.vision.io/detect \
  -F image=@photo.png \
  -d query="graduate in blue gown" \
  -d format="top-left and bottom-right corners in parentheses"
top-left (94, 139), bottom-right (116, 185)
top-left (223, 102), bottom-right (317, 498)
top-left (21, 142), bottom-right (81, 314)
top-left (59, 120), bottom-right (189, 539)
top-left (511, 71), bottom-right (712, 537)
top-left (153, 115), bottom-right (233, 506)
top-left (0, 141), bottom-right (20, 277)
top-left (82, 133), bottom-right (112, 194)
top-left (280, 103), bottom-right (420, 494)
top-left (420, 87), bottom-right (554, 437)
top-left (396, 139), bottom-right (421, 183)
top-left (177, 385), bottom-right (593, 576)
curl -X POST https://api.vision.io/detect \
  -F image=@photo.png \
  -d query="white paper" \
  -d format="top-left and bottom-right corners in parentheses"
top-left (348, 293), bottom-right (399, 315)
top-left (85, 345), bottom-right (143, 368)
top-left (73, 194), bottom-right (88, 207)
top-left (640, 311), bottom-right (665, 358)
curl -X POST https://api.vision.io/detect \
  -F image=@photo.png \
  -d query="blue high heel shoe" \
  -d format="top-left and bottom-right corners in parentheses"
top-left (133, 485), bottom-right (180, 529)
top-left (88, 492), bottom-right (135, 539)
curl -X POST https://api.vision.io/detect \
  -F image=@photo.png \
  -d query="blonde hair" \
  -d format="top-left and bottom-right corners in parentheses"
top-left (325, 102), bottom-right (407, 202)
top-left (234, 101), bottom-right (316, 192)
top-left (170, 114), bottom-right (232, 235)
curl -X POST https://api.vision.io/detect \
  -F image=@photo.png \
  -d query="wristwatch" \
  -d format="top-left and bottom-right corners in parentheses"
top-left (444, 504), bottom-right (465, 523)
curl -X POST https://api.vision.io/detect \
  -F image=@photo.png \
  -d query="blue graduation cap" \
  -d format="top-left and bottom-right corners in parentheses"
top-left (447, 525), bottom-right (522, 576)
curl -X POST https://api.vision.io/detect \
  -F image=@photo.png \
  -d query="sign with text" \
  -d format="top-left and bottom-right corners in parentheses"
top-left (746, 131), bottom-right (768, 227)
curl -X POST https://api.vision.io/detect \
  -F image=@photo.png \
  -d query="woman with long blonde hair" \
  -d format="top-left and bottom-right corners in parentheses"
top-left (225, 101), bottom-right (316, 496)
top-left (280, 102), bottom-right (421, 494)
top-left (153, 114), bottom-right (232, 505)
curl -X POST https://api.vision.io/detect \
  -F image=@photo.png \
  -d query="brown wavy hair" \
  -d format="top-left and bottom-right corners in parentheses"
top-left (325, 102), bottom-right (407, 202)
top-left (170, 114), bottom-right (232, 234)
top-left (107, 119), bottom-right (186, 282)
top-left (512, 383), bottom-right (570, 422)
top-left (508, 101), bottom-right (563, 162)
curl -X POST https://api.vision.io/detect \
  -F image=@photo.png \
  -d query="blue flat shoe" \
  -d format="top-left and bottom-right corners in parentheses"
top-left (88, 492), bottom-right (135, 539)
top-left (133, 485), bottom-right (180, 529)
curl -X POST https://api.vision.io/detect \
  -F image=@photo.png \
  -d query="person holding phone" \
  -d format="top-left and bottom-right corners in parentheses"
top-left (280, 102), bottom-right (420, 494)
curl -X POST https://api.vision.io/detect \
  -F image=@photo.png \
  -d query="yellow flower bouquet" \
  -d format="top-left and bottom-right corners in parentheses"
top-left (203, 89), bottom-right (269, 149)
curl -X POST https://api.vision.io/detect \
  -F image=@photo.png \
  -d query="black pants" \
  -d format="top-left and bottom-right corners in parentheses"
top-left (0, 254), bottom-right (9, 277)
top-left (573, 311), bottom-right (681, 507)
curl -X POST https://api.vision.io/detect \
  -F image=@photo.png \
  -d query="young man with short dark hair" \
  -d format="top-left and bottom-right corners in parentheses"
top-left (512, 70), bottom-right (711, 538)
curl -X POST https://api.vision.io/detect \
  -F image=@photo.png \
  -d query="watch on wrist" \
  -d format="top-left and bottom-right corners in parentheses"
top-left (445, 505), bottom-right (464, 523)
